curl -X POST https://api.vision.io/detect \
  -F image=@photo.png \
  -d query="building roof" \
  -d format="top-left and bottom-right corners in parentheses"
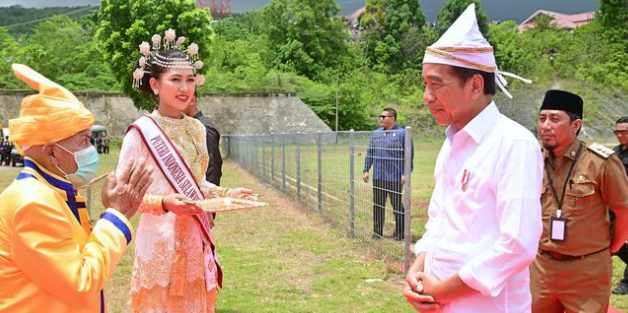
top-left (519, 9), bottom-right (595, 32)
top-left (343, 6), bottom-right (365, 25)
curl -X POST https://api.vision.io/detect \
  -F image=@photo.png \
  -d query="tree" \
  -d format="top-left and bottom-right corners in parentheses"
top-left (0, 5), bottom-right (97, 37)
top-left (436, 0), bottom-right (490, 40)
top-left (386, 0), bottom-right (425, 42)
top-left (598, 0), bottom-right (628, 43)
top-left (263, 0), bottom-right (349, 79)
top-left (359, 0), bottom-right (388, 68)
top-left (96, 0), bottom-right (214, 110)
top-left (360, 0), bottom-right (426, 72)
top-left (21, 15), bottom-right (89, 79)
top-left (0, 26), bottom-right (21, 89)
top-left (3, 15), bottom-right (118, 91)
top-left (531, 14), bottom-right (558, 32)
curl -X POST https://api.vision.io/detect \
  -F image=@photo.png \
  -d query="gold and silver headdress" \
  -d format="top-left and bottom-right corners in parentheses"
top-left (132, 28), bottom-right (205, 88)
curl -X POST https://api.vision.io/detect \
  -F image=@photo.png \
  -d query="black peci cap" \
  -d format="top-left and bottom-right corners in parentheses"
top-left (540, 89), bottom-right (584, 119)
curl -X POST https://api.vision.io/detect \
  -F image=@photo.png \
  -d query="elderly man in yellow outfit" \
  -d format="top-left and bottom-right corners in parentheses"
top-left (0, 64), bottom-right (154, 313)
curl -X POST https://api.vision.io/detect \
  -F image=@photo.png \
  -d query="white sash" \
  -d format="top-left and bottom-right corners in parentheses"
top-left (128, 115), bottom-right (223, 288)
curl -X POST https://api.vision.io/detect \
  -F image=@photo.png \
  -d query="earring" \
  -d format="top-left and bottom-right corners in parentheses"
top-left (153, 89), bottom-right (159, 95)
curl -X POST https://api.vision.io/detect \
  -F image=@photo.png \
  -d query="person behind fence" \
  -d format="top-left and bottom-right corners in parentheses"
top-left (102, 135), bottom-right (110, 155)
top-left (96, 135), bottom-right (103, 154)
top-left (403, 4), bottom-right (543, 312)
top-left (124, 29), bottom-right (255, 313)
top-left (2, 136), bottom-right (11, 165)
top-left (612, 116), bottom-right (628, 295)
top-left (0, 63), bottom-right (154, 312)
top-left (0, 136), bottom-right (5, 165)
top-left (531, 90), bottom-right (628, 313)
top-left (362, 107), bottom-right (414, 240)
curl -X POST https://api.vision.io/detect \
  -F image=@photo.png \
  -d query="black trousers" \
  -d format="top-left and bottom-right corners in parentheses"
top-left (610, 210), bottom-right (628, 284)
top-left (373, 179), bottom-right (404, 238)
top-left (616, 243), bottom-right (628, 285)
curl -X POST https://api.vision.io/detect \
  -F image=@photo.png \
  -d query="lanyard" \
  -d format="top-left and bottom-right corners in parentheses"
top-left (545, 141), bottom-right (583, 217)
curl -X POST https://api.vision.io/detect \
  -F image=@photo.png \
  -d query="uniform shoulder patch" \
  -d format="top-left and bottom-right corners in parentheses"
top-left (587, 143), bottom-right (614, 159)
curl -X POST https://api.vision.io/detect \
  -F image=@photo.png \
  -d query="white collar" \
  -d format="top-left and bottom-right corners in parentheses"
top-left (446, 101), bottom-right (499, 145)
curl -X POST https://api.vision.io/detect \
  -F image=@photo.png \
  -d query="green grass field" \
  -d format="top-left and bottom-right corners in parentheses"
top-left (0, 143), bottom-right (626, 312)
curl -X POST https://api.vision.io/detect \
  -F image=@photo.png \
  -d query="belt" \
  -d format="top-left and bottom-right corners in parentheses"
top-left (540, 248), bottom-right (608, 262)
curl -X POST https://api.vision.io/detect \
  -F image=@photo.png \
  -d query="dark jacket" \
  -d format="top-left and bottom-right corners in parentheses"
top-left (194, 111), bottom-right (223, 185)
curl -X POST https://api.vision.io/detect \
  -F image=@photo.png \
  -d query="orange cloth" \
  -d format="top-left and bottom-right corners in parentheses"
top-left (8, 63), bottom-right (94, 147)
top-left (0, 158), bottom-right (134, 312)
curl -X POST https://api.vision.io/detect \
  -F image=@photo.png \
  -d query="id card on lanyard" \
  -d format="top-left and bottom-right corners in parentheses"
top-left (546, 142), bottom-right (583, 242)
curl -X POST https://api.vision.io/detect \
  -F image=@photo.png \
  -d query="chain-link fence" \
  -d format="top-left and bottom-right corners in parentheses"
top-left (223, 129), bottom-right (414, 272)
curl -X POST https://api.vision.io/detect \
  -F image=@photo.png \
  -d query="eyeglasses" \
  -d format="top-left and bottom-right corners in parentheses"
top-left (379, 115), bottom-right (393, 120)
top-left (615, 130), bottom-right (628, 136)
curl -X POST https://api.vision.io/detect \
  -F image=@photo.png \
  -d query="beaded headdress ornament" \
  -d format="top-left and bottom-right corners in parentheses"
top-left (132, 28), bottom-right (205, 88)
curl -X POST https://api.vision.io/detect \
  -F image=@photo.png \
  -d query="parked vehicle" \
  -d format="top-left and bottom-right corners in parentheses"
top-left (10, 148), bottom-right (23, 167)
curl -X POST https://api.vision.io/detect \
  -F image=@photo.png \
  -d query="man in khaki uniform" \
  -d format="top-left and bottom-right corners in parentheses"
top-left (531, 89), bottom-right (628, 313)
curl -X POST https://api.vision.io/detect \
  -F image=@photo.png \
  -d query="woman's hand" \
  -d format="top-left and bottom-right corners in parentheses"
top-left (163, 194), bottom-right (203, 215)
top-left (230, 188), bottom-right (257, 200)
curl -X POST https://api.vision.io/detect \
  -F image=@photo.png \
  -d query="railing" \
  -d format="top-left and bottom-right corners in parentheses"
top-left (224, 129), bottom-right (414, 272)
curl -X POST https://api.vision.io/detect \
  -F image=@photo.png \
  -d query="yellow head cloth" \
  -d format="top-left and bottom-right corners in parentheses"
top-left (8, 64), bottom-right (94, 147)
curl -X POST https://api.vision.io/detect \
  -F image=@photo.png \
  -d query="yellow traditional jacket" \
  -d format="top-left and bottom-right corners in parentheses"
top-left (0, 158), bottom-right (134, 313)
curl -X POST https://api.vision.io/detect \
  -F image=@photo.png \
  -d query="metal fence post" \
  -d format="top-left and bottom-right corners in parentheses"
top-left (349, 129), bottom-right (355, 238)
top-left (317, 131), bottom-right (323, 213)
top-left (254, 139), bottom-right (259, 175)
top-left (271, 135), bottom-right (275, 184)
top-left (229, 137), bottom-right (234, 162)
top-left (262, 140), bottom-right (267, 183)
top-left (247, 140), bottom-right (252, 170)
top-left (282, 136), bottom-right (286, 191)
top-left (296, 134), bottom-right (301, 198)
top-left (403, 126), bottom-right (413, 274)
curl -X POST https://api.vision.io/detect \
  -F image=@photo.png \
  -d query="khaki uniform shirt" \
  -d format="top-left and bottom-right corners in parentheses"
top-left (540, 139), bottom-right (628, 255)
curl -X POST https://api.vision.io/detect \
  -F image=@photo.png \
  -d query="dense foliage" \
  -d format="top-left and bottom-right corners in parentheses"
top-left (0, 14), bottom-right (118, 91)
top-left (0, 1), bottom-right (626, 132)
top-left (0, 5), bottom-right (96, 37)
top-left (436, 0), bottom-right (490, 39)
top-left (360, 0), bottom-right (429, 72)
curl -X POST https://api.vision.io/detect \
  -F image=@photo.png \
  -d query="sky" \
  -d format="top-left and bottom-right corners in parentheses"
top-left (0, 0), bottom-right (601, 22)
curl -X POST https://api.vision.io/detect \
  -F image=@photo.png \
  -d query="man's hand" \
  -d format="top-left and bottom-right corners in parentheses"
top-left (230, 188), bottom-right (256, 200)
top-left (416, 272), bottom-right (448, 304)
top-left (362, 172), bottom-right (370, 183)
top-left (102, 157), bottom-right (153, 220)
top-left (402, 175), bottom-right (406, 185)
top-left (404, 272), bottom-right (441, 312)
top-left (164, 194), bottom-right (204, 215)
top-left (416, 271), bottom-right (474, 306)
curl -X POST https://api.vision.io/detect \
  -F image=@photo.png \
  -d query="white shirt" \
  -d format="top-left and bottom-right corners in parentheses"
top-left (415, 102), bottom-right (543, 313)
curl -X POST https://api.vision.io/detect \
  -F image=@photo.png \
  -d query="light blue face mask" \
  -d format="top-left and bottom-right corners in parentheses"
top-left (55, 144), bottom-right (99, 187)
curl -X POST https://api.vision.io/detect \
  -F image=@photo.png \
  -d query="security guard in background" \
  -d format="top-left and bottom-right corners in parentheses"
top-left (531, 90), bottom-right (628, 313)
top-left (612, 115), bottom-right (628, 295)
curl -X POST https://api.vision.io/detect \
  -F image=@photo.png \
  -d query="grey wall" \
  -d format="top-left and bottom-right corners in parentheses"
top-left (0, 91), bottom-right (331, 138)
top-left (201, 93), bottom-right (332, 135)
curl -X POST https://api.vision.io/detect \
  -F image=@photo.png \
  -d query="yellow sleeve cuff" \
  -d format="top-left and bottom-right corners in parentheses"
top-left (100, 208), bottom-right (134, 244)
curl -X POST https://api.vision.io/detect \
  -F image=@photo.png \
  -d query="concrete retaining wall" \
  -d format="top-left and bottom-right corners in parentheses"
top-left (0, 90), bottom-right (331, 138)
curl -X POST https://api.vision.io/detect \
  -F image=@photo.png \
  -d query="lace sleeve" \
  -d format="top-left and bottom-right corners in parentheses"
top-left (118, 128), bottom-right (166, 215)
top-left (201, 180), bottom-right (230, 199)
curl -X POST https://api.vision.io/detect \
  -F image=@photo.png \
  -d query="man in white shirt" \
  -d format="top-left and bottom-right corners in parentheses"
top-left (403, 4), bottom-right (544, 312)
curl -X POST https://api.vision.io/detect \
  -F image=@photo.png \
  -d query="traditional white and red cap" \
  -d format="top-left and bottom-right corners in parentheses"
top-left (423, 4), bottom-right (531, 98)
